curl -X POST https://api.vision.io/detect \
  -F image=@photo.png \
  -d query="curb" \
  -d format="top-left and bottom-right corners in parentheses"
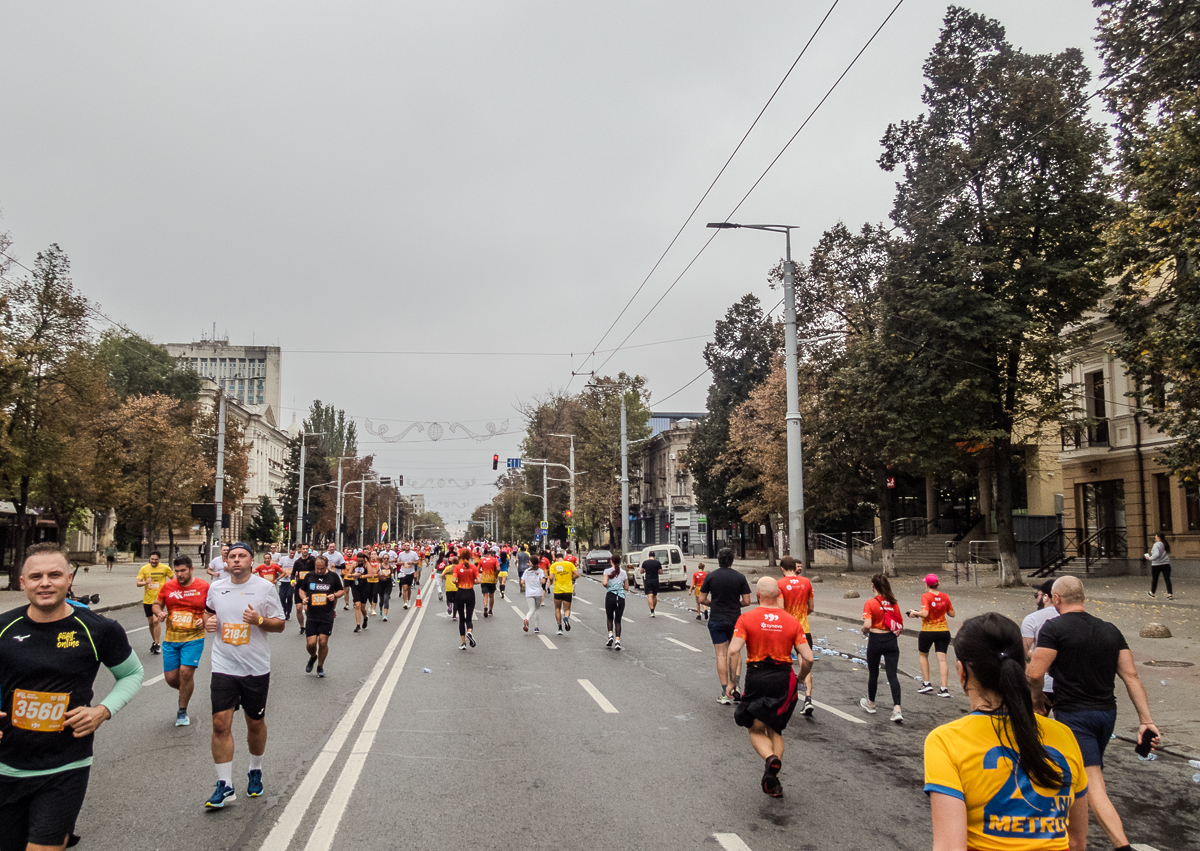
top-left (92, 601), bottom-right (142, 615)
top-left (812, 609), bottom-right (924, 640)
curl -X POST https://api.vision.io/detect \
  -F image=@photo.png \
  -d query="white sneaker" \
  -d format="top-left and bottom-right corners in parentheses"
top-left (917, 682), bottom-right (935, 694)
top-left (859, 698), bottom-right (877, 714)
top-left (937, 687), bottom-right (951, 699)
top-left (890, 708), bottom-right (903, 723)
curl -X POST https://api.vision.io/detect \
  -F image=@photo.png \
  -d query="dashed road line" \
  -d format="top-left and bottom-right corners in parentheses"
top-left (1132, 845), bottom-right (1163, 851)
top-left (538, 634), bottom-right (558, 650)
top-left (128, 625), bottom-right (149, 633)
top-left (578, 678), bottom-right (618, 713)
top-left (811, 699), bottom-right (868, 724)
top-left (713, 834), bottom-right (753, 851)
top-left (140, 673), bottom-right (164, 688)
top-left (664, 637), bottom-right (702, 653)
top-left (573, 596), bottom-right (593, 605)
top-left (658, 612), bottom-right (687, 623)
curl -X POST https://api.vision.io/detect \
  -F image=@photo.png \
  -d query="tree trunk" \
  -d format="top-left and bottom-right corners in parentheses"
top-left (9, 477), bottom-right (32, 589)
top-left (877, 467), bottom-right (896, 577)
top-left (763, 515), bottom-right (777, 567)
top-left (992, 439), bottom-right (1024, 587)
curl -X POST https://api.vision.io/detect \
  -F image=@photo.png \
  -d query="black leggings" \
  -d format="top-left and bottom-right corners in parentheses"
top-left (867, 632), bottom-right (902, 706)
top-left (1151, 563), bottom-right (1173, 595)
top-left (455, 589), bottom-right (476, 636)
top-left (605, 592), bottom-right (625, 637)
top-left (378, 583), bottom-right (393, 611)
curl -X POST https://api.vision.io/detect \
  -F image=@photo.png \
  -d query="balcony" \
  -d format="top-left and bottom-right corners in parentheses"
top-left (1061, 420), bottom-right (1109, 451)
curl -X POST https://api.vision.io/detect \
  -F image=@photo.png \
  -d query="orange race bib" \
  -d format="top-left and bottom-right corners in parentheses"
top-left (221, 622), bottom-right (250, 646)
top-left (170, 610), bottom-right (196, 630)
top-left (12, 689), bottom-right (70, 732)
top-left (311, 593), bottom-right (327, 606)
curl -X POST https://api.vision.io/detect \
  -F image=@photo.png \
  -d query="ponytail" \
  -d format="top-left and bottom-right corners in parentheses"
top-left (604, 554), bottom-right (621, 582)
top-left (954, 613), bottom-right (1062, 789)
top-left (871, 573), bottom-right (897, 606)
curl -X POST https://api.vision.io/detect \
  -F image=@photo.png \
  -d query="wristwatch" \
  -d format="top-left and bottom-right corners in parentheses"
top-left (258, 616), bottom-right (264, 626)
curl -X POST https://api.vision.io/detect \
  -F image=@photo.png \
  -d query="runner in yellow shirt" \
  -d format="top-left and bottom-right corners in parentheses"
top-left (136, 551), bottom-right (175, 655)
top-left (443, 559), bottom-right (459, 619)
top-left (548, 550), bottom-right (580, 636)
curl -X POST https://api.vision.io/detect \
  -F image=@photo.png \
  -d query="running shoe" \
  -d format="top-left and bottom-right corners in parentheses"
top-left (205, 781), bottom-right (235, 808)
top-left (533, 627), bottom-right (539, 633)
top-left (403, 604), bottom-right (409, 610)
top-left (917, 682), bottom-right (935, 694)
top-left (523, 618), bottom-right (529, 632)
top-left (150, 643), bottom-right (161, 655)
top-left (606, 635), bottom-right (614, 648)
top-left (306, 656), bottom-right (316, 674)
top-left (247, 769), bottom-right (264, 797)
top-left (890, 708), bottom-right (904, 723)
top-left (362, 618), bottom-right (368, 630)
top-left (762, 756), bottom-right (783, 798)
top-left (650, 611), bottom-right (656, 618)
top-left (1167, 594), bottom-right (1174, 600)
top-left (563, 615), bottom-right (571, 632)
top-left (717, 694), bottom-right (734, 705)
top-left (556, 627), bottom-right (563, 635)
top-left (696, 614), bottom-right (702, 620)
top-left (802, 696), bottom-right (814, 716)
top-left (1147, 592), bottom-right (1156, 599)
top-left (317, 667), bottom-right (325, 678)
top-left (613, 640), bottom-right (621, 651)
top-left (176, 708), bottom-right (190, 727)
top-left (703, 610), bottom-right (708, 621)
top-left (438, 592), bottom-right (444, 601)
top-left (937, 687), bottom-right (951, 699)
top-left (354, 625), bottom-right (361, 634)
top-left (459, 644), bottom-right (467, 651)
top-left (859, 697), bottom-right (877, 714)
top-left (382, 616), bottom-right (388, 622)
top-left (467, 632), bottom-right (476, 648)
top-left (298, 626), bottom-right (305, 635)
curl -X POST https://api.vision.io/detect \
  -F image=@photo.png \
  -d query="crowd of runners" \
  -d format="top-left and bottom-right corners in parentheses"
top-left (0, 536), bottom-right (1167, 851)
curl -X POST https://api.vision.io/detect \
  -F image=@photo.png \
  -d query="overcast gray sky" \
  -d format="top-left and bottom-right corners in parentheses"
top-left (0, 1), bottom-right (1105, 527)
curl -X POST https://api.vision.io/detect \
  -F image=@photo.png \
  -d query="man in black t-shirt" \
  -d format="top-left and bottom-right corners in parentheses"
top-left (640, 555), bottom-right (664, 617)
top-left (291, 545), bottom-right (318, 635)
top-left (1027, 575), bottom-right (1159, 851)
top-left (0, 544), bottom-right (144, 851)
top-left (298, 556), bottom-right (345, 678)
top-left (699, 547), bottom-right (752, 705)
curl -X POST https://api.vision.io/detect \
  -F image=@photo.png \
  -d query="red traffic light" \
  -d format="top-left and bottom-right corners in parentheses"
top-left (565, 509), bottom-right (573, 518)
top-left (492, 454), bottom-right (499, 470)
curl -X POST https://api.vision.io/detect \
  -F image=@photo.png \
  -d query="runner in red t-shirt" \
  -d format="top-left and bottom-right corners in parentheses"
top-left (690, 565), bottom-right (708, 620)
top-left (254, 559), bottom-right (283, 584)
top-left (478, 555), bottom-right (500, 618)
top-left (778, 556), bottom-right (816, 715)
top-left (860, 573), bottom-right (904, 721)
top-left (153, 556), bottom-right (210, 725)
top-left (453, 553), bottom-right (479, 650)
top-left (727, 577), bottom-right (812, 798)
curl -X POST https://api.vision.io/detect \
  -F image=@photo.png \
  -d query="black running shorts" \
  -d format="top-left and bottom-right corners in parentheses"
top-left (305, 613), bottom-right (335, 637)
top-left (917, 631), bottom-right (951, 654)
top-left (0, 766), bottom-right (89, 851)
top-left (211, 672), bottom-right (270, 720)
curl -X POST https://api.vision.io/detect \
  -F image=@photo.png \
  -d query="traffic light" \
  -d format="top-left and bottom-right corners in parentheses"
top-left (665, 521), bottom-right (671, 530)
top-left (492, 454), bottom-right (499, 470)
top-left (565, 509), bottom-right (573, 519)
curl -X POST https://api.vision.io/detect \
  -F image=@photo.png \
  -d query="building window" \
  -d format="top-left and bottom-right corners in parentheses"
top-left (1156, 473), bottom-right (1173, 532)
top-left (1086, 370), bottom-right (1108, 445)
top-left (1187, 482), bottom-right (1200, 532)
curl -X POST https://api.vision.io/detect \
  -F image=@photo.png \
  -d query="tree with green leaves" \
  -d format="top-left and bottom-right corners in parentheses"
top-left (277, 431), bottom-right (332, 542)
top-left (1097, 0), bottom-right (1200, 477)
top-left (246, 495), bottom-right (282, 547)
top-left (97, 331), bottom-right (201, 401)
top-left (686, 294), bottom-right (782, 551)
top-left (304, 400), bottom-right (357, 458)
top-left (879, 7), bottom-right (1113, 585)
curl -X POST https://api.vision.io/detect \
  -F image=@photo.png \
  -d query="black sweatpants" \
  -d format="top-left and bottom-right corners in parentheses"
top-left (455, 588), bottom-right (476, 636)
top-left (1151, 563), bottom-right (1173, 595)
top-left (867, 631), bottom-right (902, 706)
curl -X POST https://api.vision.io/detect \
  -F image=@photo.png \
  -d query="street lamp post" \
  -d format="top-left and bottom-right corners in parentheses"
top-left (549, 433), bottom-right (576, 551)
top-left (707, 222), bottom-right (806, 565)
top-left (295, 431), bottom-right (328, 546)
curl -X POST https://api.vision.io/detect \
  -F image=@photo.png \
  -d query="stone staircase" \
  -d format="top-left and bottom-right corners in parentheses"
top-left (894, 535), bottom-right (957, 573)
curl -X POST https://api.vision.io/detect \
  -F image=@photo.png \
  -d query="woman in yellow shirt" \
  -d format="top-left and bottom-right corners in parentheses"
top-left (442, 560), bottom-right (458, 618)
top-left (924, 613), bottom-right (1088, 851)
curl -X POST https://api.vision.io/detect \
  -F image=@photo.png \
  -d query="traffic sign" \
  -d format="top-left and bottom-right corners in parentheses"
top-left (567, 526), bottom-right (575, 536)
top-left (540, 520), bottom-right (548, 530)
top-left (507, 458), bottom-right (522, 469)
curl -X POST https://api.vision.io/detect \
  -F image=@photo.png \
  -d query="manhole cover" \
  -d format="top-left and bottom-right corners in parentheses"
top-left (1143, 660), bottom-right (1194, 668)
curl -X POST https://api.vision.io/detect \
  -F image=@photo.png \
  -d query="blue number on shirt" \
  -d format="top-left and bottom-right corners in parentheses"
top-left (981, 745), bottom-right (1073, 839)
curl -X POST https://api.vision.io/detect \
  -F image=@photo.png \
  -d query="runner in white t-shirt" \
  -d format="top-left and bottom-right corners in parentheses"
top-left (397, 544), bottom-right (420, 609)
top-left (208, 543), bottom-right (230, 583)
top-left (520, 562), bottom-right (545, 634)
top-left (202, 542), bottom-right (285, 809)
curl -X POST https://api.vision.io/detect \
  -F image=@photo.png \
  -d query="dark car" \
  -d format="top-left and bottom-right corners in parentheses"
top-left (584, 549), bottom-right (613, 574)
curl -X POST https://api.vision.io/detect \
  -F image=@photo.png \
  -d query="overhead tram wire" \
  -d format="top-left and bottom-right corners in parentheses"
top-left (592, 0), bottom-right (909, 377)
top-left (572, 0), bottom-right (845, 387)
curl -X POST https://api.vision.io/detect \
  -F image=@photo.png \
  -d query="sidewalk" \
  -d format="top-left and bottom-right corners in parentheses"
top-left (0, 561), bottom-right (147, 615)
top-left (684, 557), bottom-right (1200, 761)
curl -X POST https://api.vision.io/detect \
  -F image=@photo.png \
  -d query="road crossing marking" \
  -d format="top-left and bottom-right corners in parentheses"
top-left (258, 575), bottom-right (433, 851)
top-left (658, 612), bottom-right (687, 623)
top-left (538, 634), bottom-right (557, 650)
top-left (140, 673), bottom-right (164, 688)
top-left (578, 678), bottom-right (618, 713)
top-left (811, 699), bottom-right (867, 724)
top-left (713, 834), bottom-right (753, 851)
top-left (664, 637), bottom-right (702, 653)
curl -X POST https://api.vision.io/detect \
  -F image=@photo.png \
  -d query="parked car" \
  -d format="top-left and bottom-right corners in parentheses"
top-left (583, 550), bottom-right (613, 574)
top-left (623, 545), bottom-right (687, 589)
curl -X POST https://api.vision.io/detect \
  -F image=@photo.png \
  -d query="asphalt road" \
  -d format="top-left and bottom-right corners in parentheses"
top-left (62, 574), bottom-right (1198, 850)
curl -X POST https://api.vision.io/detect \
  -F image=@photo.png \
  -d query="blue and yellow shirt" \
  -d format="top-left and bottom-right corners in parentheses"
top-left (924, 712), bottom-right (1087, 850)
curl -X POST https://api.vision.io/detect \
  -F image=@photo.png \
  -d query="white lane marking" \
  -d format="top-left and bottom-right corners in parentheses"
top-left (538, 634), bottom-right (557, 650)
top-left (811, 699), bottom-right (868, 725)
top-left (302, 581), bottom-right (431, 851)
top-left (141, 673), bottom-right (164, 688)
top-left (573, 596), bottom-right (593, 605)
top-left (658, 612), bottom-right (686, 623)
top-left (128, 626), bottom-right (149, 633)
top-left (578, 678), bottom-right (618, 713)
top-left (258, 575), bottom-right (432, 851)
top-left (664, 637), bottom-right (702, 653)
top-left (713, 834), bottom-right (753, 851)
top-left (1132, 845), bottom-right (1163, 851)
top-left (623, 615), bottom-right (635, 623)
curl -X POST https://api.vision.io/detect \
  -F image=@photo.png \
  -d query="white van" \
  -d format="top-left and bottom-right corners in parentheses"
top-left (623, 545), bottom-right (687, 589)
